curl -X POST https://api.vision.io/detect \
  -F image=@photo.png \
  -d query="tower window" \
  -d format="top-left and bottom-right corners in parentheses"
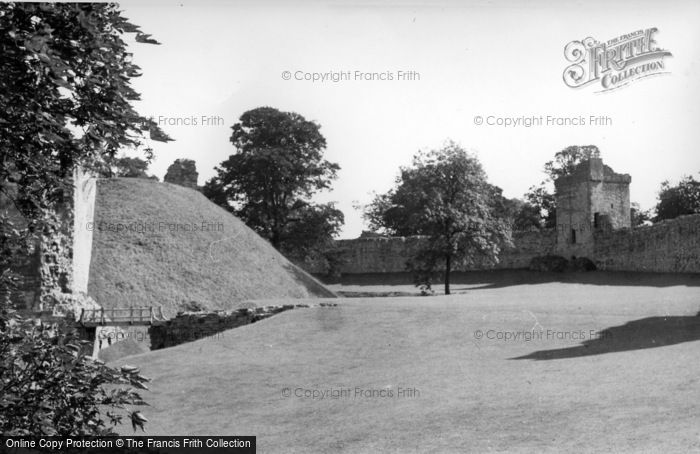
top-left (571, 229), bottom-right (577, 244)
top-left (594, 212), bottom-right (600, 228)
top-left (611, 203), bottom-right (614, 209)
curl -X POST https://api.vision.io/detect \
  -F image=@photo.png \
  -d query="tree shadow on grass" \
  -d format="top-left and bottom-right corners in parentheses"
top-left (324, 270), bottom-right (700, 290)
top-left (512, 314), bottom-right (700, 360)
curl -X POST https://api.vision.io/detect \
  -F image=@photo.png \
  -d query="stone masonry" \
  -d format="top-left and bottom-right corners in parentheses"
top-left (554, 154), bottom-right (631, 258)
top-left (306, 156), bottom-right (700, 275)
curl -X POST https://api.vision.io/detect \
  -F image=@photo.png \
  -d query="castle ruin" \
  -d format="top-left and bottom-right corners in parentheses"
top-left (305, 155), bottom-right (700, 275)
top-left (554, 153), bottom-right (632, 257)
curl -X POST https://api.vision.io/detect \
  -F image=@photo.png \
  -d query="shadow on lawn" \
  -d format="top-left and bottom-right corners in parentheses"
top-left (513, 314), bottom-right (700, 360)
top-left (323, 270), bottom-right (700, 289)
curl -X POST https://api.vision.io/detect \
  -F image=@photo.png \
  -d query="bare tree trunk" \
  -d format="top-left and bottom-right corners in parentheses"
top-left (444, 254), bottom-right (451, 295)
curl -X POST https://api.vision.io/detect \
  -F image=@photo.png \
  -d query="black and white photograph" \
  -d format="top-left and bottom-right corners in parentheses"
top-left (1, 0), bottom-right (699, 452)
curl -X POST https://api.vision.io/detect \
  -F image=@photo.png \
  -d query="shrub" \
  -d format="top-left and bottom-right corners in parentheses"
top-left (0, 307), bottom-right (150, 435)
top-left (418, 283), bottom-right (435, 296)
top-left (529, 255), bottom-right (597, 272)
top-left (529, 255), bottom-right (568, 272)
top-left (570, 257), bottom-right (597, 271)
top-left (179, 300), bottom-right (208, 312)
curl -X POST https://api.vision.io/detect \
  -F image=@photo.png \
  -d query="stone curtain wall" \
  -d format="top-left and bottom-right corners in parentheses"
top-left (309, 216), bottom-right (700, 275)
top-left (498, 230), bottom-right (558, 269)
top-left (594, 214), bottom-right (700, 273)
top-left (332, 236), bottom-right (426, 274)
top-left (309, 230), bottom-right (558, 274)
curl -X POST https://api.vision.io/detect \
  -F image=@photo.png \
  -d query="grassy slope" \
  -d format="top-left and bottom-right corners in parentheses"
top-left (116, 278), bottom-right (700, 453)
top-left (88, 178), bottom-right (334, 316)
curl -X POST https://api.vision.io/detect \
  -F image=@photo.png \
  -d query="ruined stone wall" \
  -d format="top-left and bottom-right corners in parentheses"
top-left (308, 229), bottom-right (558, 274)
top-left (38, 208), bottom-right (73, 307)
top-left (556, 179), bottom-right (592, 256)
top-left (1, 182), bottom-right (73, 311)
top-left (591, 181), bottom-right (630, 230)
top-left (554, 157), bottom-right (631, 258)
top-left (2, 169), bottom-right (96, 312)
top-left (37, 176), bottom-right (77, 310)
top-left (331, 236), bottom-right (426, 274)
top-left (308, 215), bottom-right (700, 275)
top-left (148, 304), bottom-right (313, 350)
top-left (594, 214), bottom-right (700, 273)
top-left (499, 229), bottom-right (558, 269)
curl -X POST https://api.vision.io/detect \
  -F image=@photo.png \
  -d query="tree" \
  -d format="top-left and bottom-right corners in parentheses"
top-left (115, 157), bottom-right (149, 178)
top-left (509, 198), bottom-right (544, 231)
top-left (1, 3), bottom-right (171, 220)
top-left (164, 158), bottom-right (198, 189)
top-left (521, 183), bottom-right (556, 229)
top-left (653, 174), bottom-right (700, 222)
top-left (631, 202), bottom-right (651, 227)
top-left (110, 156), bottom-right (156, 179)
top-left (201, 176), bottom-right (231, 211)
top-left (278, 202), bottom-right (345, 269)
top-left (204, 107), bottom-right (343, 255)
top-left (543, 145), bottom-right (599, 181)
top-left (365, 142), bottom-right (511, 294)
top-left (362, 190), bottom-right (415, 237)
top-left (0, 3), bottom-right (170, 434)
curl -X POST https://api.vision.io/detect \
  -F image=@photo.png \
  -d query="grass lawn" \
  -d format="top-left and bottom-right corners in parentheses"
top-left (115, 275), bottom-right (700, 453)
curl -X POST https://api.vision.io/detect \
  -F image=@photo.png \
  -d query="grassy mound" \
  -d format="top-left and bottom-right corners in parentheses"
top-left (87, 178), bottom-right (334, 316)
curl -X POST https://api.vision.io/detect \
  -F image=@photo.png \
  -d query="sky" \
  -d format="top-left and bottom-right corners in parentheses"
top-left (118, 0), bottom-right (700, 238)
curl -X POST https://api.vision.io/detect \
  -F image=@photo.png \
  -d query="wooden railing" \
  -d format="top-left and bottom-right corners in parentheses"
top-left (78, 306), bottom-right (166, 326)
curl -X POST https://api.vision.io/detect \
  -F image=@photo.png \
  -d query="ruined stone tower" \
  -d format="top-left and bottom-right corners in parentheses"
top-left (0, 168), bottom-right (96, 313)
top-left (554, 153), bottom-right (631, 257)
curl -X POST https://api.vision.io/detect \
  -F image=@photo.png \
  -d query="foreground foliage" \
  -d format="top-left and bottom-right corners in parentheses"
top-left (0, 306), bottom-right (150, 435)
top-left (1, 3), bottom-right (168, 434)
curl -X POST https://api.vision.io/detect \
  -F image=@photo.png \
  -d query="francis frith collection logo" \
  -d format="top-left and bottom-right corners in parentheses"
top-left (563, 28), bottom-right (672, 92)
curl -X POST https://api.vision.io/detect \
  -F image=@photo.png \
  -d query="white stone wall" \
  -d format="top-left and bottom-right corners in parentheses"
top-left (72, 168), bottom-right (97, 294)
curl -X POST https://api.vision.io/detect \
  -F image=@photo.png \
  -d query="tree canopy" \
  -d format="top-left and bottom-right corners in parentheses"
top-left (653, 174), bottom-right (700, 222)
top-left (164, 158), bottom-right (198, 188)
top-left (1, 3), bottom-right (169, 435)
top-left (521, 183), bottom-right (556, 229)
top-left (364, 142), bottom-right (512, 294)
top-left (203, 107), bottom-right (343, 264)
top-left (110, 156), bottom-right (156, 179)
top-left (543, 145), bottom-right (599, 181)
top-left (1, 2), bottom-right (171, 219)
top-left (516, 145), bottom-right (600, 230)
